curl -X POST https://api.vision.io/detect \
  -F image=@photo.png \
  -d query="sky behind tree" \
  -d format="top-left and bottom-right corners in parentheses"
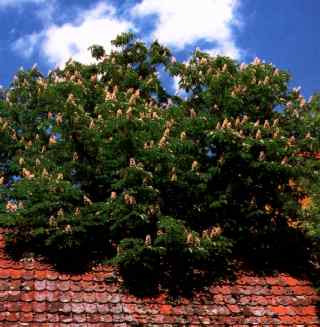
top-left (0, 0), bottom-right (319, 97)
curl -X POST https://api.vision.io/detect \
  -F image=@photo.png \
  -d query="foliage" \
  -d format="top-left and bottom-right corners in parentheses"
top-left (0, 32), bottom-right (320, 294)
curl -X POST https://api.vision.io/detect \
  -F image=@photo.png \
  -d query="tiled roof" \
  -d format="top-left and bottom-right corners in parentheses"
top-left (0, 229), bottom-right (318, 326)
top-left (297, 152), bottom-right (320, 160)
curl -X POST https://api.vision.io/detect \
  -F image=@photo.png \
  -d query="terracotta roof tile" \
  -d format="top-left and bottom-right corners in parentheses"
top-left (0, 229), bottom-right (316, 325)
top-left (46, 290), bottom-right (60, 302)
top-left (59, 292), bottom-right (71, 303)
top-left (73, 313), bottom-right (87, 323)
top-left (20, 311), bottom-right (33, 322)
top-left (47, 271), bottom-right (58, 281)
top-left (20, 291), bottom-right (33, 302)
top-left (47, 312), bottom-right (60, 322)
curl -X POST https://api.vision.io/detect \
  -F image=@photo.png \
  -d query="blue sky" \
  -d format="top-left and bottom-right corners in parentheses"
top-left (0, 0), bottom-right (319, 97)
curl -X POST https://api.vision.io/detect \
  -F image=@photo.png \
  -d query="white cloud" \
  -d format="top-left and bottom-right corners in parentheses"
top-left (132, 0), bottom-right (242, 59)
top-left (13, 0), bottom-right (243, 67)
top-left (204, 40), bottom-right (241, 60)
top-left (13, 32), bottom-right (42, 58)
top-left (13, 2), bottom-right (133, 66)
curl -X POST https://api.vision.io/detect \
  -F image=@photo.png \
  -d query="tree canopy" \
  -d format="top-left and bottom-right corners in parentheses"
top-left (0, 33), bottom-right (319, 295)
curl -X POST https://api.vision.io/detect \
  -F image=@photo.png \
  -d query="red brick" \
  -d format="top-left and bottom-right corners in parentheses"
top-left (71, 303), bottom-right (85, 314)
top-left (160, 304), bottom-right (173, 315)
top-left (276, 295), bottom-right (294, 306)
top-left (23, 261), bottom-right (36, 271)
top-left (47, 271), bottom-right (58, 280)
top-left (122, 303), bottom-right (136, 314)
top-left (301, 305), bottom-right (317, 316)
top-left (48, 302), bottom-right (63, 313)
top-left (47, 313), bottom-right (59, 322)
top-left (91, 313), bottom-right (107, 325)
top-left (34, 270), bottom-right (47, 280)
top-left (59, 292), bottom-right (71, 303)
top-left (216, 285), bottom-right (232, 294)
top-left (249, 295), bottom-right (268, 306)
top-left (239, 295), bottom-right (251, 305)
top-left (80, 280), bottom-right (95, 292)
top-left (110, 303), bottom-right (123, 314)
top-left (281, 275), bottom-right (298, 287)
top-left (97, 303), bottom-right (111, 314)
top-left (198, 315), bottom-right (211, 325)
top-left (252, 285), bottom-right (271, 295)
top-left (209, 305), bottom-right (230, 316)
top-left (271, 285), bottom-right (286, 296)
top-left (6, 312), bottom-right (20, 322)
top-left (46, 291), bottom-right (59, 302)
top-left (280, 315), bottom-right (304, 324)
top-left (57, 281), bottom-right (70, 291)
top-left (265, 276), bottom-right (281, 285)
top-left (60, 313), bottom-right (73, 323)
top-left (20, 291), bottom-right (34, 302)
top-left (33, 302), bottom-right (47, 313)
top-left (34, 312), bottom-right (47, 322)
top-left (0, 262), bottom-right (10, 271)
top-left (0, 231), bottom-right (317, 326)
top-left (101, 314), bottom-right (112, 326)
top-left (7, 291), bottom-right (20, 302)
top-left (83, 292), bottom-right (96, 303)
top-left (292, 285), bottom-right (316, 296)
top-left (172, 305), bottom-right (185, 315)
top-left (111, 294), bottom-right (121, 303)
top-left (152, 293), bottom-right (165, 304)
top-left (69, 274), bottom-right (81, 281)
top-left (271, 305), bottom-right (290, 316)
top-left (0, 312), bottom-right (6, 322)
top-left (95, 292), bottom-right (111, 304)
top-left (0, 272), bottom-right (9, 279)
top-left (73, 313), bottom-right (87, 323)
top-left (243, 316), bottom-right (261, 325)
top-left (84, 303), bottom-right (97, 314)
top-left (60, 303), bottom-right (72, 313)
top-left (22, 271), bottom-right (33, 280)
top-left (34, 290), bottom-right (47, 302)
top-left (296, 279), bottom-right (311, 286)
top-left (8, 279), bottom-right (21, 291)
top-left (9, 269), bottom-right (22, 279)
top-left (58, 273), bottom-right (70, 281)
top-left (21, 303), bottom-right (32, 312)
top-left (228, 304), bottom-right (241, 313)
top-left (93, 281), bottom-right (107, 292)
top-left (236, 275), bottom-right (255, 285)
top-left (69, 291), bottom-right (83, 303)
top-left (0, 281), bottom-right (9, 291)
top-left (213, 293), bottom-right (225, 304)
top-left (82, 273), bottom-right (93, 281)
top-left (70, 283), bottom-right (81, 292)
top-left (46, 280), bottom-right (57, 291)
top-left (34, 280), bottom-right (46, 291)
top-left (20, 312), bottom-right (33, 322)
top-left (5, 302), bottom-right (20, 312)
